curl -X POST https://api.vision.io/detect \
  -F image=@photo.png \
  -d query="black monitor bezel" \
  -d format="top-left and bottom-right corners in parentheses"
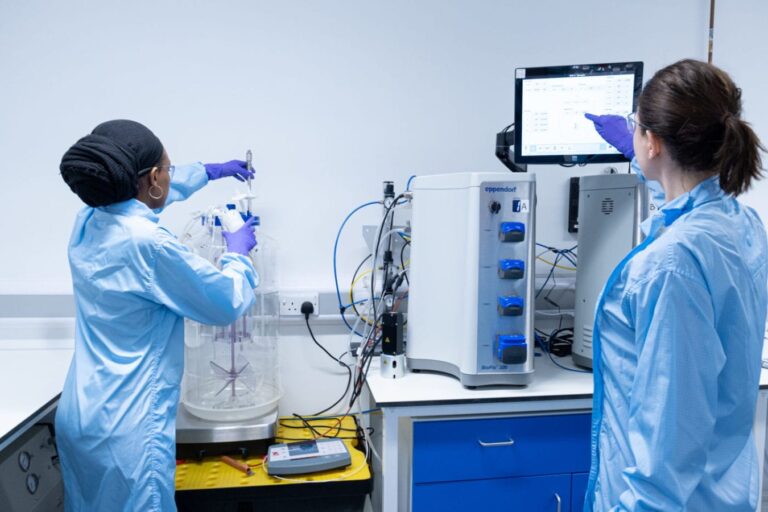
top-left (513, 61), bottom-right (643, 165)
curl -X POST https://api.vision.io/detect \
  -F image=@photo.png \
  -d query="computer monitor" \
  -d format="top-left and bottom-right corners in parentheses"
top-left (514, 62), bottom-right (643, 165)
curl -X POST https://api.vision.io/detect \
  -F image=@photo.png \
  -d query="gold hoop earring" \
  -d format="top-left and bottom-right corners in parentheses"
top-left (149, 185), bottom-right (163, 200)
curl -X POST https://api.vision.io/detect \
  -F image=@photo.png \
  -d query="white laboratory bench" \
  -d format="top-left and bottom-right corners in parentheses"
top-left (365, 354), bottom-right (768, 512)
top-left (0, 339), bottom-right (73, 453)
top-left (3, 335), bottom-right (768, 511)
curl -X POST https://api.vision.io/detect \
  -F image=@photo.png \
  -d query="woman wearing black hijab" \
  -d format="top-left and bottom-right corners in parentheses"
top-left (57, 120), bottom-right (258, 511)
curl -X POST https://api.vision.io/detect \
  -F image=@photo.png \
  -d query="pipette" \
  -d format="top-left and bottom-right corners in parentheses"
top-left (245, 149), bottom-right (254, 216)
top-left (246, 149), bottom-right (253, 194)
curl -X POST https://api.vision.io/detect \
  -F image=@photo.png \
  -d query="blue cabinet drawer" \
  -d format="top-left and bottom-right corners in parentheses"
top-left (413, 473), bottom-right (571, 511)
top-left (413, 413), bottom-right (590, 483)
top-left (571, 473), bottom-right (588, 512)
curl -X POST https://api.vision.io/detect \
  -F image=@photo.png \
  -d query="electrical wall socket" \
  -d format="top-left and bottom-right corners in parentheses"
top-left (279, 292), bottom-right (319, 317)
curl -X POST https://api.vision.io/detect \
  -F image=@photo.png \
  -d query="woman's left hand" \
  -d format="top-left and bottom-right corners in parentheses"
top-left (204, 160), bottom-right (254, 182)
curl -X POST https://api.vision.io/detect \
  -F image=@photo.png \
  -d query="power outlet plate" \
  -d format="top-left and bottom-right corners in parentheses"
top-left (279, 292), bottom-right (319, 317)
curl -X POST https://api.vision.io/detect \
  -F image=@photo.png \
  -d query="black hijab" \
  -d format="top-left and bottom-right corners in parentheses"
top-left (60, 120), bottom-right (164, 207)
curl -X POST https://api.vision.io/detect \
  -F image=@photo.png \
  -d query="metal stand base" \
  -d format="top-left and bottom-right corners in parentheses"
top-left (176, 406), bottom-right (278, 444)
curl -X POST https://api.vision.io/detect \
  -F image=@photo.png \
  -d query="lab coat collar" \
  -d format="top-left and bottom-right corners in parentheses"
top-left (642, 175), bottom-right (723, 235)
top-left (661, 175), bottom-right (723, 224)
top-left (99, 198), bottom-right (160, 223)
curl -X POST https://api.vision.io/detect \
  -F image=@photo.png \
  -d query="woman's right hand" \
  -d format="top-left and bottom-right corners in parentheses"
top-left (584, 113), bottom-right (635, 159)
top-left (222, 217), bottom-right (258, 255)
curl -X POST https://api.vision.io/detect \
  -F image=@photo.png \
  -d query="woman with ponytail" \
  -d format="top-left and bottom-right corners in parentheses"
top-left (584, 60), bottom-right (767, 511)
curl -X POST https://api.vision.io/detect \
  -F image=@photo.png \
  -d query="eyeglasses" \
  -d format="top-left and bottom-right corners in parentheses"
top-left (626, 112), bottom-right (647, 133)
top-left (138, 164), bottom-right (175, 178)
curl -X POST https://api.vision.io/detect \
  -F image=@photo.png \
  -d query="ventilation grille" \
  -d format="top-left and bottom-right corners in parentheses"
top-left (582, 325), bottom-right (593, 349)
top-left (601, 197), bottom-right (614, 215)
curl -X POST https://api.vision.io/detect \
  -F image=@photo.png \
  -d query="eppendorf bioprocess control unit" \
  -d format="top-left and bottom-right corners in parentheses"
top-left (407, 172), bottom-right (536, 386)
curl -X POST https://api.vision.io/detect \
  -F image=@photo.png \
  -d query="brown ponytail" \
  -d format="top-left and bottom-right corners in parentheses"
top-left (715, 114), bottom-right (763, 195)
top-left (638, 59), bottom-right (764, 196)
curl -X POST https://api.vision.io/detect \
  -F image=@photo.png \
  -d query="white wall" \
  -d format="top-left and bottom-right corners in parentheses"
top-left (0, 0), bottom-right (708, 294)
top-left (0, 1), bottom-right (713, 415)
top-left (714, 0), bottom-right (768, 225)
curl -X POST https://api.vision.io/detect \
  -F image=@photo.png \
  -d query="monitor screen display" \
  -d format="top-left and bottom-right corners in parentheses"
top-left (514, 62), bottom-right (643, 164)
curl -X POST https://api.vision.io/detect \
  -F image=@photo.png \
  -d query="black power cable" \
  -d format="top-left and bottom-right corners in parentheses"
top-left (302, 303), bottom-right (353, 417)
top-left (279, 415), bottom-right (370, 444)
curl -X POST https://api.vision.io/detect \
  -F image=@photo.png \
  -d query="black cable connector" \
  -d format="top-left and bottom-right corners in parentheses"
top-left (301, 301), bottom-right (315, 318)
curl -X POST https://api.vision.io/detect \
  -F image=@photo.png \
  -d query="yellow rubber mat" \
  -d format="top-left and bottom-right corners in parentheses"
top-left (176, 415), bottom-right (371, 490)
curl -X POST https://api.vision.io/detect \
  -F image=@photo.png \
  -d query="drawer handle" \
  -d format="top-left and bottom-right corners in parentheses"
top-left (477, 438), bottom-right (515, 447)
top-left (554, 492), bottom-right (562, 512)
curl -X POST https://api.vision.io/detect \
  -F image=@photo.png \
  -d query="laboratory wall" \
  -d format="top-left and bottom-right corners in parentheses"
top-left (0, 0), bottom-right (708, 294)
top-left (0, 0), bottom-right (715, 414)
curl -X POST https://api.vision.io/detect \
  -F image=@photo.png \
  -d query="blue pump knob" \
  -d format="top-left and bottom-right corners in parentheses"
top-left (497, 334), bottom-right (527, 364)
top-left (499, 259), bottom-right (525, 279)
top-left (499, 222), bottom-right (525, 242)
top-left (498, 296), bottom-right (524, 316)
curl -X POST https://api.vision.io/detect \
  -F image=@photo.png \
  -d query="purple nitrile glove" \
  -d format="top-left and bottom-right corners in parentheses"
top-left (222, 216), bottom-right (258, 256)
top-left (204, 160), bottom-right (255, 182)
top-left (584, 113), bottom-right (635, 159)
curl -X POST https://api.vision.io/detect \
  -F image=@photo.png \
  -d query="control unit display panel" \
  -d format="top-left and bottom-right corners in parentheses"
top-left (514, 61), bottom-right (643, 164)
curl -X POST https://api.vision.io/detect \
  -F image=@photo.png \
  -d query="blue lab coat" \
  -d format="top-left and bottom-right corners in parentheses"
top-left (55, 163), bottom-right (258, 511)
top-left (585, 175), bottom-right (768, 511)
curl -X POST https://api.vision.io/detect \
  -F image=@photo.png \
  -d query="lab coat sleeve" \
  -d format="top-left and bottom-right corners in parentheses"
top-left (161, 162), bottom-right (209, 209)
top-left (612, 268), bottom-right (726, 511)
top-left (149, 227), bottom-right (258, 326)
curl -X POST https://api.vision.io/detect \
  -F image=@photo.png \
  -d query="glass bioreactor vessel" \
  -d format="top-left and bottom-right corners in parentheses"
top-left (180, 201), bottom-right (280, 422)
